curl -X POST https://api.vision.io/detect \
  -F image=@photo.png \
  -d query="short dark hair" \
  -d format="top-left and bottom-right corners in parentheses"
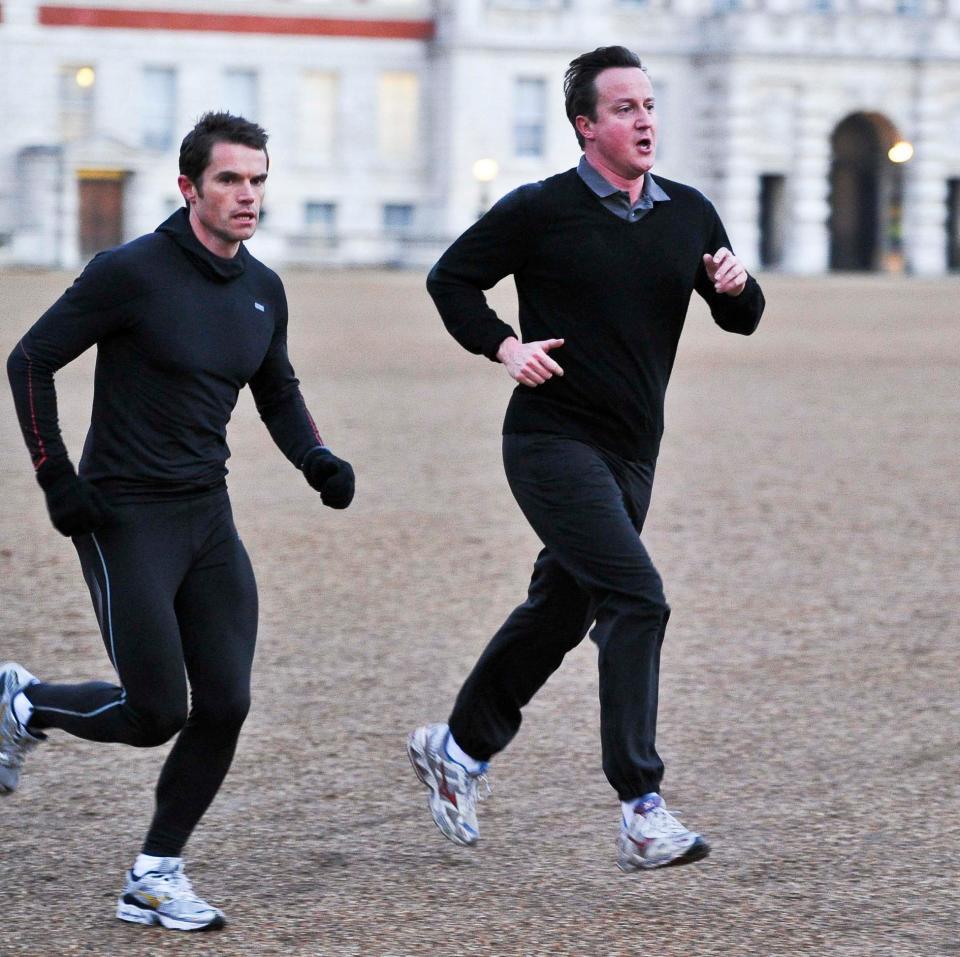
top-left (178, 111), bottom-right (269, 188)
top-left (564, 46), bottom-right (644, 149)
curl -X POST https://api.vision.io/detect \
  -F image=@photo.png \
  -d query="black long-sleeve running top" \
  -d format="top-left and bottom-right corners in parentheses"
top-left (7, 207), bottom-right (323, 499)
top-left (427, 169), bottom-right (766, 459)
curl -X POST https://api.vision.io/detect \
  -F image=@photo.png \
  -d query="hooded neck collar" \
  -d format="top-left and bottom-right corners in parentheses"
top-left (156, 207), bottom-right (247, 282)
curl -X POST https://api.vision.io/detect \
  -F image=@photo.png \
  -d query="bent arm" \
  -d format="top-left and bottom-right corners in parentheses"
top-left (7, 251), bottom-right (140, 473)
top-left (694, 204), bottom-right (765, 336)
top-left (247, 301), bottom-right (325, 468)
top-left (426, 187), bottom-right (536, 360)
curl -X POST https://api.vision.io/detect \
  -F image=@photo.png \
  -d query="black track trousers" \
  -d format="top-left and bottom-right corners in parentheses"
top-left (25, 489), bottom-right (257, 856)
top-left (448, 433), bottom-right (669, 800)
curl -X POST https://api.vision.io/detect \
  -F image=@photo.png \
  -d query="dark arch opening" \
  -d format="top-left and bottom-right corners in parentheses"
top-left (829, 112), bottom-right (905, 272)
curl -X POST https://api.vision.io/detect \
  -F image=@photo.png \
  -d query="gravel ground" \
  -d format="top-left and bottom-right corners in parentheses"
top-left (1, 268), bottom-right (957, 957)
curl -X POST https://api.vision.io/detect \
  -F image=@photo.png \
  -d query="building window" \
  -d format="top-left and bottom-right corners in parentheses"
top-left (59, 64), bottom-right (96, 141)
top-left (514, 77), bottom-right (546, 158)
top-left (298, 71), bottom-right (338, 163)
top-left (142, 67), bottom-right (177, 151)
top-left (378, 72), bottom-right (419, 162)
top-left (759, 174), bottom-right (786, 269)
top-left (223, 69), bottom-right (258, 120)
top-left (383, 203), bottom-right (414, 233)
top-left (305, 201), bottom-right (337, 234)
top-left (947, 179), bottom-right (960, 271)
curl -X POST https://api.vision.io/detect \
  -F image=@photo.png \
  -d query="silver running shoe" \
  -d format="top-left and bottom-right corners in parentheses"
top-left (407, 723), bottom-right (489, 847)
top-left (0, 661), bottom-right (45, 795)
top-left (117, 859), bottom-right (225, 931)
top-left (617, 793), bottom-right (710, 871)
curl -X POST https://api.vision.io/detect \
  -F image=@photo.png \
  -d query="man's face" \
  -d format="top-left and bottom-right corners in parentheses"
top-left (178, 141), bottom-right (268, 257)
top-left (577, 67), bottom-right (657, 181)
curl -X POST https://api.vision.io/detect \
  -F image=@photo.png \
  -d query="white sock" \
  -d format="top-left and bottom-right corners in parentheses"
top-left (444, 731), bottom-right (485, 774)
top-left (133, 853), bottom-right (179, 877)
top-left (12, 691), bottom-right (34, 729)
top-left (622, 793), bottom-right (659, 824)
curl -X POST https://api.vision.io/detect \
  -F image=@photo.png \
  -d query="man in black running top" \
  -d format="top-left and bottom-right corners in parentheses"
top-left (2, 112), bottom-right (354, 931)
top-left (407, 47), bottom-right (764, 871)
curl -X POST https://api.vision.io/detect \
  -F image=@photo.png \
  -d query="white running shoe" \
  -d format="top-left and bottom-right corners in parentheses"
top-left (617, 793), bottom-right (710, 871)
top-left (116, 859), bottom-right (225, 931)
top-left (0, 661), bottom-right (44, 795)
top-left (407, 723), bottom-right (489, 847)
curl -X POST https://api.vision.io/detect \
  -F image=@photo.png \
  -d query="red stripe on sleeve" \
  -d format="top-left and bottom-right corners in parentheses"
top-left (19, 341), bottom-right (49, 469)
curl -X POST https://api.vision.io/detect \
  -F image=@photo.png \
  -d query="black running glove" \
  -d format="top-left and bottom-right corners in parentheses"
top-left (301, 447), bottom-right (355, 510)
top-left (36, 458), bottom-right (113, 537)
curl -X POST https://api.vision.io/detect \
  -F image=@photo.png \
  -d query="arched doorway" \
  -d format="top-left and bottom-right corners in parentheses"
top-left (829, 112), bottom-right (905, 271)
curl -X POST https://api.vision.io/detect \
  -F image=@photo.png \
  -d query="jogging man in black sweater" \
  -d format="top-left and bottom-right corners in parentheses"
top-left (1, 113), bottom-right (354, 929)
top-left (408, 47), bottom-right (764, 871)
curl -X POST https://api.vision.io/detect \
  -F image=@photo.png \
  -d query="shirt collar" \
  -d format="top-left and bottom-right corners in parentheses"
top-left (577, 155), bottom-right (670, 205)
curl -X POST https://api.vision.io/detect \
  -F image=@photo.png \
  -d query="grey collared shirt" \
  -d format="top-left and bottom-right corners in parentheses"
top-left (577, 155), bottom-right (671, 222)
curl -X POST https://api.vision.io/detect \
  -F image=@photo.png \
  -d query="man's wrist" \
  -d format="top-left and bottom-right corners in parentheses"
top-left (301, 445), bottom-right (330, 468)
top-left (495, 336), bottom-right (520, 364)
top-left (35, 457), bottom-right (77, 492)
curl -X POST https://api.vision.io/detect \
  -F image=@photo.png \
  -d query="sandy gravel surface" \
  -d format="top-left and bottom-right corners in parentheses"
top-left (1, 269), bottom-right (957, 957)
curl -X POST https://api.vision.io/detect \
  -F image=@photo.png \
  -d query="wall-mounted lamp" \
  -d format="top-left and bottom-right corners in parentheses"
top-left (472, 158), bottom-right (499, 218)
top-left (888, 140), bottom-right (914, 164)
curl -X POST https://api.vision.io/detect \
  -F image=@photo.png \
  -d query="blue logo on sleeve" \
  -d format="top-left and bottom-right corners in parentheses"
top-left (254, 302), bottom-right (265, 312)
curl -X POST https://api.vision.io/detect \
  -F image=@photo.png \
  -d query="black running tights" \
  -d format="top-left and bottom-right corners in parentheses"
top-left (25, 490), bottom-right (258, 856)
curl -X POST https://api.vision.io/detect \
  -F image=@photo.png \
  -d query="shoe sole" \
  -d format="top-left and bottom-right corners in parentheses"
top-left (618, 836), bottom-right (711, 873)
top-left (117, 900), bottom-right (225, 931)
top-left (406, 730), bottom-right (476, 848)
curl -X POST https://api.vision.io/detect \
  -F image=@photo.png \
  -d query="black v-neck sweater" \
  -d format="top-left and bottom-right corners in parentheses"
top-left (7, 208), bottom-right (323, 499)
top-left (427, 168), bottom-right (765, 459)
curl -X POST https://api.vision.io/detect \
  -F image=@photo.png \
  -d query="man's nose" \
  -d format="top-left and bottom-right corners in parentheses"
top-left (237, 183), bottom-right (256, 202)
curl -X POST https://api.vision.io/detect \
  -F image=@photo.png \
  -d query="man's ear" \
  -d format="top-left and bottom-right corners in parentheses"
top-left (177, 173), bottom-right (198, 205)
top-left (575, 115), bottom-right (594, 141)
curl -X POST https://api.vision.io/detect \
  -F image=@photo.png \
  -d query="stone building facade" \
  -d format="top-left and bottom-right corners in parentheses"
top-left (1, 0), bottom-right (959, 272)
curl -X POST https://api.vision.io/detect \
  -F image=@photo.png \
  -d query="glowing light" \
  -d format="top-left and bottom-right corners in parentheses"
top-left (75, 67), bottom-right (96, 88)
top-left (472, 158), bottom-right (499, 183)
top-left (888, 140), bottom-right (914, 163)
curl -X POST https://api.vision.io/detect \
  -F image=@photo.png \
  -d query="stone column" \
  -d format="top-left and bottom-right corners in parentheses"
top-left (717, 77), bottom-right (762, 269)
top-left (784, 102), bottom-right (832, 274)
top-left (12, 146), bottom-right (68, 266)
top-left (902, 65), bottom-right (947, 275)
